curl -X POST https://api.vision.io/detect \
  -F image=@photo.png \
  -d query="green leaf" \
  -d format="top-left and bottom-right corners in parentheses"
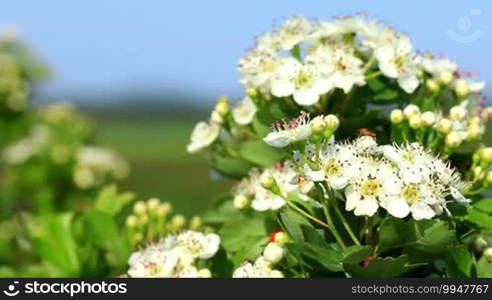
top-left (378, 218), bottom-right (411, 250)
top-left (278, 208), bottom-right (313, 243)
top-left (83, 212), bottom-right (130, 272)
top-left (94, 184), bottom-right (134, 216)
top-left (373, 89), bottom-right (399, 101)
top-left (32, 214), bottom-right (80, 276)
top-left (367, 77), bottom-right (386, 92)
top-left (211, 156), bottom-right (253, 179)
top-left (473, 198), bottom-right (492, 213)
top-left (239, 140), bottom-right (287, 167)
top-left (445, 246), bottom-right (473, 277)
top-left (219, 215), bottom-right (269, 262)
top-left (411, 220), bottom-right (456, 253)
top-left (467, 208), bottom-right (492, 230)
top-left (476, 256), bottom-right (492, 278)
top-left (344, 253), bottom-right (418, 278)
top-left (252, 116), bottom-right (271, 137)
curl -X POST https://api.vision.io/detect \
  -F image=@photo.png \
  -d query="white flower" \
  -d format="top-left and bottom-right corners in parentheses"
top-left (232, 96), bottom-right (257, 125)
top-left (263, 242), bottom-right (285, 264)
top-left (127, 245), bottom-right (181, 278)
top-left (239, 49), bottom-right (281, 89)
top-left (374, 34), bottom-right (419, 93)
top-left (345, 158), bottom-right (398, 216)
top-left (305, 140), bottom-right (360, 190)
top-left (175, 231), bottom-right (220, 260)
top-left (233, 256), bottom-right (283, 278)
top-left (379, 142), bottom-right (432, 183)
top-left (270, 58), bottom-right (330, 105)
top-left (2, 125), bottom-right (50, 165)
top-left (263, 112), bottom-right (312, 147)
top-left (307, 44), bottom-right (366, 93)
top-left (187, 121), bottom-right (220, 153)
top-left (274, 16), bottom-right (313, 50)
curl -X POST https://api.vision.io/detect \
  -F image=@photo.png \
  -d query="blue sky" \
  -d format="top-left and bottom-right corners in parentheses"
top-left (1, 0), bottom-right (491, 105)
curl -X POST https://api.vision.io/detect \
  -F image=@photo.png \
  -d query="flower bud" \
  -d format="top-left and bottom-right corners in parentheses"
top-left (147, 198), bottom-right (160, 211)
top-left (473, 166), bottom-right (484, 180)
top-left (269, 270), bottom-right (284, 278)
top-left (126, 215), bottom-right (138, 228)
top-left (198, 268), bottom-right (212, 278)
top-left (273, 232), bottom-right (290, 245)
top-left (138, 214), bottom-right (149, 226)
top-left (263, 242), bottom-right (285, 264)
top-left (133, 201), bottom-right (147, 215)
top-left (409, 114), bottom-right (423, 129)
top-left (474, 236), bottom-right (489, 252)
top-left (426, 79), bottom-right (440, 92)
top-left (467, 124), bottom-right (482, 140)
top-left (449, 106), bottom-right (467, 121)
top-left (170, 214), bottom-right (186, 230)
top-left (260, 172), bottom-right (276, 190)
top-left (157, 202), bottom-right (172, 216)
top-left (210, 110), bottom-right (223, 124)
top-left (310, 116), bottom-right (326, 134)
top-left (324, 114), bottom-right (340, 132)
top-left (390, 109), bottom-right (404, 124)
top-left (455, 79), bottom-right (470, 98)
top-left (469, 116), bottom-right (481, 126)
top-left (215, 96), bottom-right (229, 116)
top-left (233, 194), bottom-right (250, 210)
top-left (403, 104), bottom-right (420, 119)
top-left (436, 118), bottom-right (452, 134)
top-left (484, 247), bottom-right (492, 262)
top-left (480, 147), bottom-right (492, 164)
top-left (445, 131), bottom-right (463, 148)
top-left (421, 111), bottom-right (436, 127)
top-left (485, 171), bottom-right (492, 185)
top-left (246, 88), bottom-right (258, 99)
top-left (439, 71), bottom-right (453, 85)
top-left (132, 232), bottom-right (143, 243)
top-left (189, 216), bottom-right (202, 230)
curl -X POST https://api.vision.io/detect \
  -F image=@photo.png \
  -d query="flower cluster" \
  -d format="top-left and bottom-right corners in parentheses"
top-left (233, 236), bottom-right (286, 278)
top-left (127, 230), bottom-right (220, 278)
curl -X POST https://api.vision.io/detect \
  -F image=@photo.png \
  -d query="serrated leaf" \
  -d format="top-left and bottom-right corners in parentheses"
top-left (445, 246), bottom-right (473, 277)
top-left (467, 208), bottom-right (492, 230)
top-left (239, 140), bottom-right (287, 167)
top-left (378, 217), bottom-right (411, 250)
top-left (473, 198), bottom-right (492, 213)
top-left (411, 220), bottom-right (456, 253)
top-left (94, 184), bottom-right (134, 216)
top-left (211, 156), bottom-right (253, 179)
top-left (344, 254), bottom-right (418, 278)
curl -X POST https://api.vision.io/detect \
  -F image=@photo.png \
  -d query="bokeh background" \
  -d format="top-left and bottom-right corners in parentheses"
top-left (1, 0), bottom-right (491, 216)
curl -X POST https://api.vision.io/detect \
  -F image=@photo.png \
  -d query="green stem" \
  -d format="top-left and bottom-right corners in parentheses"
top-left (321, 204), bottom-right (347, 249)
top-left (332, 204), bottom-right (361, 246)
top-left (365, 71), bottom-right (382, 80)
top-left (286, 200), bottom-right (332, 229)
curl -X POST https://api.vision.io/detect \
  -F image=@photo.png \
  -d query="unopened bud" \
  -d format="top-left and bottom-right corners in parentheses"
top-left (390, 109), bottom-right (404, 124)
top-left (138, 214), bottom-right (149, 226)
top-left (263, 242), bottom-right (285, 264)
top-left (273, 232), bottom-right (290, 245)
top-left (260, 172), bottom-right (276, 190)
top-left (480, 147), bottom-right (492, 164)
top-left (445, 131), bottom-right (463, 148)
top-left (439, 71), bottom-right (453, 85)
top-left (324, 114), bottom-right (339, 132)
top-left (455, 79), bottom-right (470, 98)
top-left (421, 111), bottom-right (436, 127)
top-left (215, 96), bottom-right (230, 116)
top-left (198, 268), bottom-right (212, 278)
top-left (426, 79), bottom-right (440, 92)
top-left (436, 118), bottom-right (452, 134)
top-left (409, 114), bottom-right (423, 129)
top-left (403, 104), bottom-right (420, 119)
top-left (474, 236), bottom-right (489, 252)
top-left (484, 247), bottom-right (492, 262)
top-left (449, 106), bottom-right (467, 121)
top-left (210, 110), bottom-right (223, 124)
top-left (132, 232), bottom-right (143, 243)
top-left (270, 270), bottom-right (284, 278)
top-left (133, 201), bottom-right (147, 215)
top-left (473, 166), bottom-right (484, 180)
top-left (126, 215), bottom-right (138, 228)
top-left (157, 202), bottom-right (172, 216)
top-left (246, 88), bottom-right (258, 99)
top-left (170, 214), bottom-right (186, 230)
top-left (147, 198), bottom-right (160, 211)
top-left (189, 216), bottom-right (202, 230)
top-left (467, 124), bottom-right (482, 140)
top-left (310, 116), bottom-right (326, 134)
top-left (486, 171), bottom-right (492, 185)
top-left (233, 194), bottom-right (250, 210)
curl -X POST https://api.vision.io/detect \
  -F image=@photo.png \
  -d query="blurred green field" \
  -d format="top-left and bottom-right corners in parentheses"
top-left (92, 116), bottom-right (233, 216)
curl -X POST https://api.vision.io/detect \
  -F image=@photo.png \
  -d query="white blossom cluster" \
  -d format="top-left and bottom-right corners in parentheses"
top-left (127, 230), bottom-right (220, 278)
top-left (2, 124), bottom-right (50, 165)
top-left (238, 15), bottom-right (485, 106)
top-left (73, 146), bottom-right (129, 189)
top-left (234, 113), bottom-right (470, 220)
